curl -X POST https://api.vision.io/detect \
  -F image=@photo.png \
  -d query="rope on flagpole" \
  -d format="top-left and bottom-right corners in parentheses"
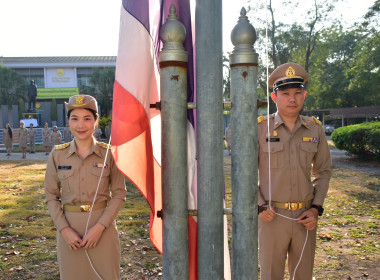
top-left (263, 1), bottom-right (308, 279)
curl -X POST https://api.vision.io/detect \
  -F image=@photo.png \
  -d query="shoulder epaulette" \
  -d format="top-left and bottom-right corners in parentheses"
top-left (98, 142), bottom-right (111, 149)
top-left (312, 116), bottom-right (322, 126)
top-left (55, 142), bottom-right (70, 150)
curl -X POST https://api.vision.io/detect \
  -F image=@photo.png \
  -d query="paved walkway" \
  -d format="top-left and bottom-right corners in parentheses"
top-left (0, 152), bottom-right (50, 161)
top-left (1, 149), bottom-right (379, 175)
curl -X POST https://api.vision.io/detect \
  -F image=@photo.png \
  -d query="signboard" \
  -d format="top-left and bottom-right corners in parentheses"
top-left (46, 68), bottom-right (76, 88)
top-left (37, 88), bottom-right (79, 99)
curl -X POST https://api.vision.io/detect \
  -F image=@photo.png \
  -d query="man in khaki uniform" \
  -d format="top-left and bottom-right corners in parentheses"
top-left (257, 62), bottom-right (331, 280)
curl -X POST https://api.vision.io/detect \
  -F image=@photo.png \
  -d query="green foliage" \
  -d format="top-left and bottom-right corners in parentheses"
top-left (18, 98), bottom-right (25, 119)
top-left (0, 65), bottom-right (27, 106)
top-left (331, 121), bottom-right (380, 158)
top-left (79, 67), bottom-right (115, 117)
top-left (98, 115), bottom-right (111, 134)
top-left (247, 0), bottom-right (379, 110)
top-left (50, 99), bottom-right (57, 121)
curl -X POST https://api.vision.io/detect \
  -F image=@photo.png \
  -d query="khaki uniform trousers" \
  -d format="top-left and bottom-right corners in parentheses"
top-left (57, 208), bottom-right (120, 280)
top-left (29, 138), bottom-right (35, 152)
top-left (259, 208), bottom-right (317, 280)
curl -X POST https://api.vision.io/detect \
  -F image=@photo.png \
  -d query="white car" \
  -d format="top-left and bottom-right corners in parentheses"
top-left (323, 125), bottom-right (335, 135)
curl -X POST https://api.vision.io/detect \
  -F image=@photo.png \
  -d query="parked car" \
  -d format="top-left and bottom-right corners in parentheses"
top-left (323, 125), bottom-right (335, 135)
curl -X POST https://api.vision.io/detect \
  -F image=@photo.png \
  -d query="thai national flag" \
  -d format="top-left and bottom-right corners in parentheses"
top-left (112, 1), bottom-right (230, 279)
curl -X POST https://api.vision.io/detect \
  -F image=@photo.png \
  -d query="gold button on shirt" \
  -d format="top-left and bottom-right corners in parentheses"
top-left (44, 140), bottom-right (126, 232)
top-left (258, 113), bottom-right (332, 207)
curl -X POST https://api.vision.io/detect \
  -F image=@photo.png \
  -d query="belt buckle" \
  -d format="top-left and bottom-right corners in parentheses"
top-left (80, 205), bottom-right (91, 212)
top-left (290, 202), bottom-right (299, 210)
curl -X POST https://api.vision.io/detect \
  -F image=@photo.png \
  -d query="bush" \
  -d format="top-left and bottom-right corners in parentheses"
top-left (331, 121), bottom-right (380, 159)
top-left (98, 115), bottom-right (111, 134)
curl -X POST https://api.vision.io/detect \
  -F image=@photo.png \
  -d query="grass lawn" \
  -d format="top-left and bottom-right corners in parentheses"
top-left (0, 157), bottom-right (379, 279)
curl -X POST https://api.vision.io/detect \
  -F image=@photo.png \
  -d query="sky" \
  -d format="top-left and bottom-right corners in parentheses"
top-left (0, 0), bottom-right (375, 57)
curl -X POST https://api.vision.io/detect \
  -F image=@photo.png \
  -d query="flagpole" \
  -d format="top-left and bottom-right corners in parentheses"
top-left (196, 0), bottom-right (224, 279)
top-left (160, 5), bottom-right (189, 279)
top-left (230, 8), bottom-right (259, 279)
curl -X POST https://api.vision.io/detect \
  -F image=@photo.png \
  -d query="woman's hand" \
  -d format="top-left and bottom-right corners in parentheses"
top-left (61, 227), bottom-right (83, 250)
top-left (259, 207), bottom-right (276, 222)
top-left (81, 223), bottom-right (106, 249)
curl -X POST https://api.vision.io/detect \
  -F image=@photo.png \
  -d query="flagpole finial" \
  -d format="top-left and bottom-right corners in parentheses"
top-left (230, 7), bottom-right (258, 65)
top-left (159, 5), bottom-right (188, 63)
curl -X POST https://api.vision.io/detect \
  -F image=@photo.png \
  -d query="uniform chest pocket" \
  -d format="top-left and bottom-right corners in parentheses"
top-left (262, 143), bottom-right (285, 168)
top-left (57, 169), bottom-right (75, 194)
top-left (300, 142), bottom-right (318, 168)
top-left (91, 167), bottom-right (111, 186)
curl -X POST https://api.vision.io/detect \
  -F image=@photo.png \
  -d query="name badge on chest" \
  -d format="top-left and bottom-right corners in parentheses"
top-left (266, 138), bottom-right (280, 142)
top-left (58, 166), bottom-right (72, 170)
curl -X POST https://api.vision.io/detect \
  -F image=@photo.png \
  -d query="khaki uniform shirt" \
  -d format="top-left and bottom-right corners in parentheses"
top-left (28, 127), bottom-right (37, 139)
top-left (50, 131), bottom-right (62, 145)
top-left (105, 125), bottom-right (111, 140)
top-left (2, 129), bottom-right (13, 148)
top-left (63, 127), bottom-right (71, 142)
top-left (258, 113), bottom-right (331, 207)
top-left (18, 127), bottom-right (29, 147)
top-left (42, 127), bottom-right (51, 146)
top-left (44, 140), bottom-right (126, 231)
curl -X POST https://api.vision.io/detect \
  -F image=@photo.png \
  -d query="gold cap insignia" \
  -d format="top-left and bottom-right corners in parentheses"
top-left (75, 96), bottom-right (85, 105)
top-left (286, 66), bottom-right (296, 78)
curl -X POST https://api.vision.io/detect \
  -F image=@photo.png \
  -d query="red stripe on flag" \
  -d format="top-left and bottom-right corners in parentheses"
top-left (112, 80), bottom-right (162, 252)
top-left (188, 216), bottom-right (198, 280)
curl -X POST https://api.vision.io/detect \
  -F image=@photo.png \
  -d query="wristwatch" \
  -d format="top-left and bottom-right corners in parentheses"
top-left (311, 204), bottom-right (324, 216)
top-left (258, 204), bottom-right (267, 214)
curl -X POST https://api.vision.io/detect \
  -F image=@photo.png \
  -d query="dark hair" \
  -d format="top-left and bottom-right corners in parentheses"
top-left (67, 108), bottom-right (98, 120)
top-left (7, 125), bottom-right (13, 139)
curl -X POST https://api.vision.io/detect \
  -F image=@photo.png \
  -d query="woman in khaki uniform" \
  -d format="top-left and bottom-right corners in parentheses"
top-left (51, 126), bottom-right (62, 146)
top-left (18, 122), bottom-right (28, 158)
top-left (2, 123), bottom-right (13, 156)
top-left (44, 95), bottom-right (126, 280)
top-left (42, 123), bottom-right (51, 155)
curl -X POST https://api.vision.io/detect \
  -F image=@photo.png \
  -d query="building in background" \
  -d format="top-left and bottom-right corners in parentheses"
top-left (0, 56), bottom-right (116, 128)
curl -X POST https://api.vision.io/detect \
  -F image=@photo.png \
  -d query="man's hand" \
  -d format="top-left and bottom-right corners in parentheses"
top-left (80, 223), bottom-right (106, 249)
top-left (259, 207), bottom-right (276, 222)
top-left (297, 208), bottom-right (319, 230)
top-left (61, 227), bottom-right (83, 250)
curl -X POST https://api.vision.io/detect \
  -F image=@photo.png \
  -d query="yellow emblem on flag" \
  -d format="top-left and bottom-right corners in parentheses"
top-left (286, 66), bottom-right (296, 78)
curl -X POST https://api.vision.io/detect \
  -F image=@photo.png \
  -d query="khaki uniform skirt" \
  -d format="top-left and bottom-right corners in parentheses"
top-left (58, 208), bottom-right (120, 280)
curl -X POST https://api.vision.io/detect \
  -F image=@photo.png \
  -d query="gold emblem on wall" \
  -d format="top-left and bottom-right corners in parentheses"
top-left (36, 103), bottom-right (41, 109)
top-left (57, 68), bottom-right (65, 76)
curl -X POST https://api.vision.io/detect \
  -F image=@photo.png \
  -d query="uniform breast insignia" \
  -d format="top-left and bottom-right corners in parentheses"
top-left (312, 116), bottom-right (322, 126)
top-left (55, 142), bottom-right (70, 150)
top-left (303, 137), bottom-right (318, 143)
top-left (93, 163), bottom-right (108, 168)
top-left (258, 116), bottom-right (265, 124)
top-left (98, 142), bottom-right (111, 149)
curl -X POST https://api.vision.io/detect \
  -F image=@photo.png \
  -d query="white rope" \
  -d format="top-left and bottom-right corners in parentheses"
top-left (83, 135), bottom-right (112, 280)
top-left (263, 1), bottom-right (308, 279)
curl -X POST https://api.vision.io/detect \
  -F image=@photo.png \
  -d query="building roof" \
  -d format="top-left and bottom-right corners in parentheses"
top-left (1, 56), bottom-right (116, 68)
top-left (304, 106), bottom-right (380, 118)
